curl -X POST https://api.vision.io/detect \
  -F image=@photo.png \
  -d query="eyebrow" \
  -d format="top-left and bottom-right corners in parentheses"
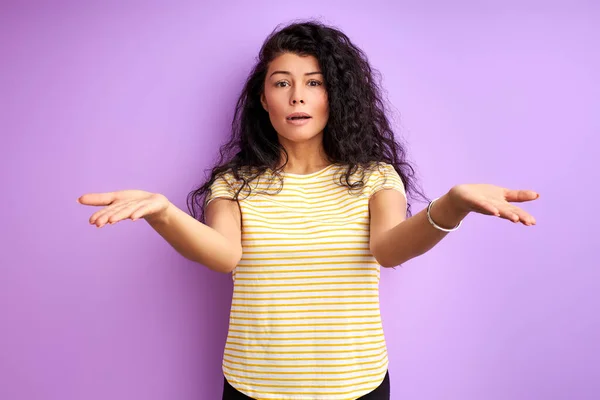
top-left (269, 71), bottom-right (323, 78)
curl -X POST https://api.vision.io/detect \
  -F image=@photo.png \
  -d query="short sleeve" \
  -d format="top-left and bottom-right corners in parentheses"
top-left (367, 163), bottom-right (406, 199)
top-left (204, 173), bottom-right (238, 207)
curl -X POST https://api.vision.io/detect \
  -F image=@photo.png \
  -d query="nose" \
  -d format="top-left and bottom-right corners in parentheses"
top-left (290, 87), bottom-right (305, 105)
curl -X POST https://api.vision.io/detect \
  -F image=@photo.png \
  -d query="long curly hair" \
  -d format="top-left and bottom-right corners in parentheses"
top-left (188, 20), bottom-right (427, 223)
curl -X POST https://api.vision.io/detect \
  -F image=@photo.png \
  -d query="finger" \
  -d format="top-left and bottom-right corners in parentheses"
top-left (93, 202), bottom-right (134, 227)
top-left (505, 189), bottom-right (540, 203)
top-left (497, 205), bottom-right (537, 225)
top-left (497, 206), bottom-right (521, 223)
top-left (90, 202), bottom-right (125, 225)
top-left (511, 207), bottom-right (536, 226)
top-left (130, 201), bottom-right (156, 221)
top-left (78, 192), bottom-right (120, 206)
top-left (109, 201), bottom-right (149, 224)
top-left (504, 204), bottom-right (536, 225)
top-left (473, 200), bottom-right (501, 216)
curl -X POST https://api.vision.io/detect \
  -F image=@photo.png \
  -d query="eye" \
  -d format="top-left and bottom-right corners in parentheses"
top-left (275, 81), bottom-right (289, 87)
top-left (308, 80), bottom-right (322, 86)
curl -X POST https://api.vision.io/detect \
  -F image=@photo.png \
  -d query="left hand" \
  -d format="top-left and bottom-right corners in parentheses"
top-left (448, 184), bottom-right (539, 226)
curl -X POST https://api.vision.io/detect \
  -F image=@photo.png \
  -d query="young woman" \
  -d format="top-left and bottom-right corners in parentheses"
top-left (78, 21), bottom-right (539, 400)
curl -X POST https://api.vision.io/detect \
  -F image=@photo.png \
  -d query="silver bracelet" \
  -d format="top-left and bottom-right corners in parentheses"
top-left (427, 197), bottom-right (462, 232)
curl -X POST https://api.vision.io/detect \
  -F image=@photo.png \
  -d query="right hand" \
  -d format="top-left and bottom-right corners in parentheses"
top-left (77, 190), bottom-right (171, 228)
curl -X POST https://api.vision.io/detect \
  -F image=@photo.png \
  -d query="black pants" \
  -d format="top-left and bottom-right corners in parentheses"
top-left (222, 370), bottom-right (390, 399)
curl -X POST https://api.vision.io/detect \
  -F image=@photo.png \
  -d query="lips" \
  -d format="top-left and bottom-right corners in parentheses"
top-left (286, 112), bottom-right (312, 120)
top-left (286, 113), bottom-right (312, 126)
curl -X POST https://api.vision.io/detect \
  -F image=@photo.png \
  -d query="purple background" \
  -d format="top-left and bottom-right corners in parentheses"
top-left (1, 1), bottom-right (598, 399)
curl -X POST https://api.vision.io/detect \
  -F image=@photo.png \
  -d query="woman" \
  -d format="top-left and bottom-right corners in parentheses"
top-left (78, 21), bottom-right (539, 400)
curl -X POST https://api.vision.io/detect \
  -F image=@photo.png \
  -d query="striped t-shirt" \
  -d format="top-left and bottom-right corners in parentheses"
top-left (205, 162), bottom-right (406, 400)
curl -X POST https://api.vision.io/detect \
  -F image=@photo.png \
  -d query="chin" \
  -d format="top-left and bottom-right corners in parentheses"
top-left (277, 123), bottom-right (325, 141)
top-left (280, 131), bottom-right (322, 143)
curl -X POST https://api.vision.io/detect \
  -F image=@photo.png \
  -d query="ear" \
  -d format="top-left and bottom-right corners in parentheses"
top-left (260, 92), bottom-right (269, 112)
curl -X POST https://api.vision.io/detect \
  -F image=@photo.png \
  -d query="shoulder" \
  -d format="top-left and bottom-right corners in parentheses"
top-left (205, 169), bottom-right (244, 207)
top-left (369, 161), bottom-right (398, 175)
top-left (364, 162), bottom-right (405, 197)
top-left (211, 168), bottom-right (248, 191)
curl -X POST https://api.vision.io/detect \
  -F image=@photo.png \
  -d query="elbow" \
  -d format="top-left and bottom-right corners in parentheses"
top-left (223, 256), bottom-right (240, 274)
top-left (377, 257), bottom-right (398, 269)
top-left (372, 247), bottom-right (410, 268)
top-left (221, 245), bottom-right (242, 274)
top-left (372, 247), bottom-right (394, 268)
top-left (378, 257), bottom-right (407, 269)
top-left (210, 258), bottom-right (238, 274)
top-left (198, 246), bottom-right (242, 275)
top-left (220, 265), bottom-right (236, 274)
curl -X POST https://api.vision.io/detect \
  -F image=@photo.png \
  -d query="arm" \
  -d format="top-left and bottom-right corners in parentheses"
top-left (79, 189), bottom-right (242, 274)
top-left (370, 185), bottom-right (539, 268)
top-left (369, 190), bottom-right (467, 267)
top-left (146, 198), bottom-right (242, 274)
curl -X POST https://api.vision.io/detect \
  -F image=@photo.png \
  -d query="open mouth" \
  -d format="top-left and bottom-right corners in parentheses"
top-left (287, 116), bottom-right (312, 120)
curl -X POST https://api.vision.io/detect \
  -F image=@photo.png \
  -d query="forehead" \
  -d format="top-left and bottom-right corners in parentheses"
top-left (267, 53), bottom-right (321, 74)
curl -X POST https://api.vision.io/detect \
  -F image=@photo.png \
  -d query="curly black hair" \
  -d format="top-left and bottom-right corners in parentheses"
top-left (188, 19), bottom-right (427, 223)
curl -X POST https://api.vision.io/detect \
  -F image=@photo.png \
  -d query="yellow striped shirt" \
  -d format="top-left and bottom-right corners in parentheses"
top-left (205, 162), bottom-right (406, 400)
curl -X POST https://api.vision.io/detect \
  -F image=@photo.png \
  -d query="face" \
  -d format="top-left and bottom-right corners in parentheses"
top-left (261, 53), bottom-right (329, 145)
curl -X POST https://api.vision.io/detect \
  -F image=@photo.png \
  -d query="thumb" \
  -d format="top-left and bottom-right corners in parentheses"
top-left (505, 189), bottom-right (539, 203)
top-left (77, 191), bottom-right (119, 206)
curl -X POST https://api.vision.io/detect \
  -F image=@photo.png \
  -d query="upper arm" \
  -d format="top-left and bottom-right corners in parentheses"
top-left (368, 164), bottom-right (407, 261)
top-left (205, 198), bottom-right (243, 259)
top-left (204, 173), bottom-right (243, 260)
top-left (369, 189), bottom-right (407, 259)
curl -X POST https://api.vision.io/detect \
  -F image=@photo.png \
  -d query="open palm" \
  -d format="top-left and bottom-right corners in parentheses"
top-left (77, 190), bottom-right (170, 228)
top-left (449, 184), bottom-right (539, 226)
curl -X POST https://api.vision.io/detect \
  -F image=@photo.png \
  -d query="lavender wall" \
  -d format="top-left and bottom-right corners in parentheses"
top-left (1, 2), bottom-right (598, 399)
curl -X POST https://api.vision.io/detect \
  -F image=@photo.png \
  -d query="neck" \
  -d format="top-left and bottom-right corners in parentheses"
top-left (277, 133), bottom-right (331, 175)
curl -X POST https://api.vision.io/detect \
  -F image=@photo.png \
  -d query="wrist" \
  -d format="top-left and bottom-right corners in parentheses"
top-left (429, 191), bottom-right (469, 229)
top-left (145, 199), bottom-right (174, 226)
top-left (447, 185), bottom-right (473, 215)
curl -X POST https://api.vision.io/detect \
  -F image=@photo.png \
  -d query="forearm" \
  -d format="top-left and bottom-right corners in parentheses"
top-left (145, 203), bottom-right (241, 274)
top-left (374, 192), bottom-right (469, 267)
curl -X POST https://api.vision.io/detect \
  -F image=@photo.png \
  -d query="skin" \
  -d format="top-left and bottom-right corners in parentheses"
top-left (78, 51), bottom-right (539, 271)
top-left (260, 52), bottom-right (331, 175)
top-left (257, 52), bottom-right (539, 268)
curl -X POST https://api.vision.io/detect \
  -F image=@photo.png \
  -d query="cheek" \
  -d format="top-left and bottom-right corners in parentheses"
top-left (318, 95), bottom-right (329, 115)
top-left (264, 89), bottom-right (283, 107)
